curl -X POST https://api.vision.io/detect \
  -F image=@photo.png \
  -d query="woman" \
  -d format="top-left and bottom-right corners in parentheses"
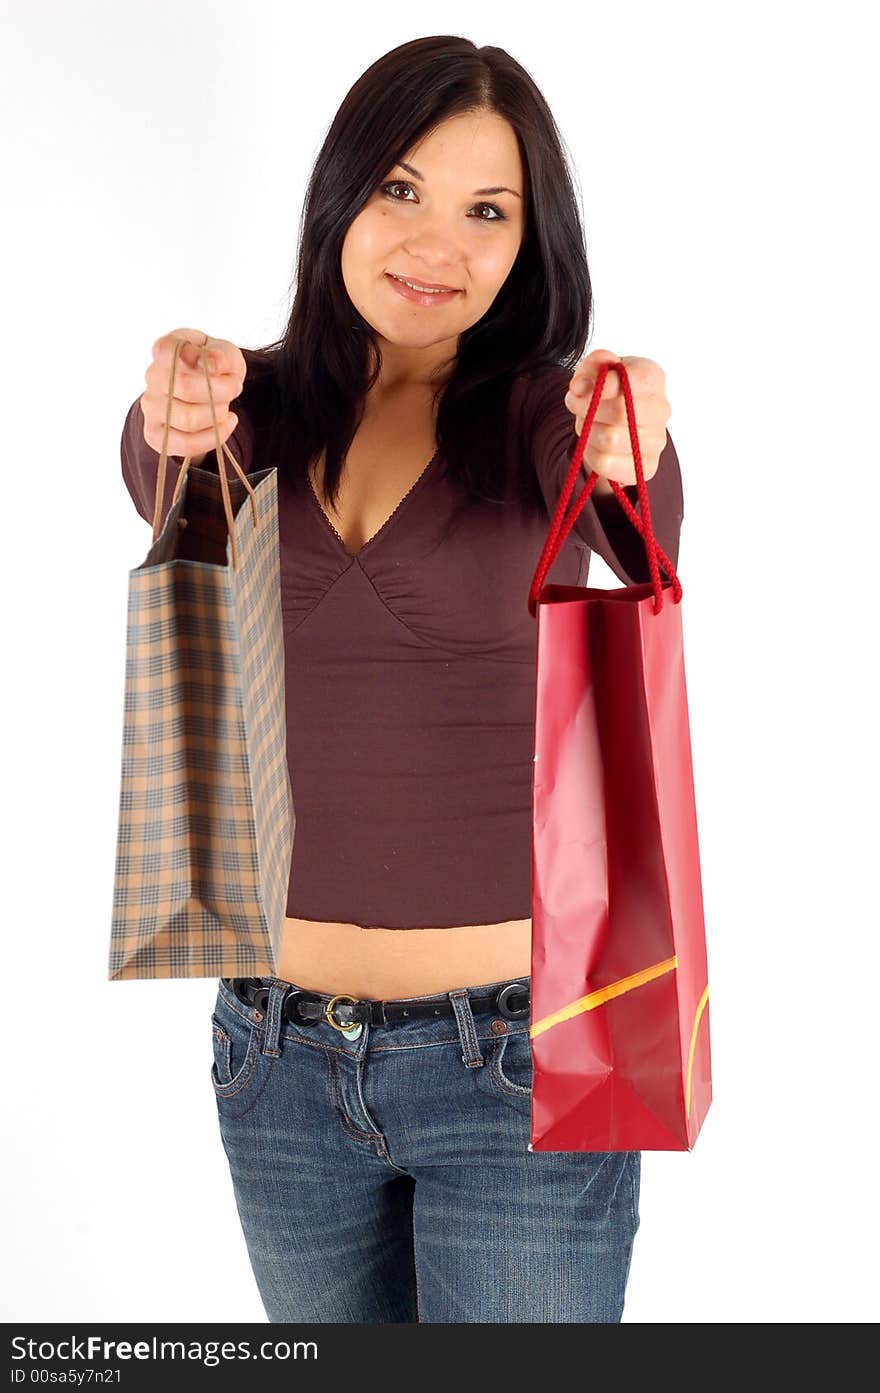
top-left (121, 35), bottom-right (682, 1323)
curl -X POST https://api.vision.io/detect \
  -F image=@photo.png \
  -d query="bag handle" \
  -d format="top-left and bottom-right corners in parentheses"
top-left (152, 336), bottom-right (258, 571)
top-left (527, 360), bottom-right (683, 618)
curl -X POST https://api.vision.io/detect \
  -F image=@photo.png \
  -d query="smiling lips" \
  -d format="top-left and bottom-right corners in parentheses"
top-left (389, 272), bottom-right (459, 291)
top-left (386, 272), bottom-right (461, 305)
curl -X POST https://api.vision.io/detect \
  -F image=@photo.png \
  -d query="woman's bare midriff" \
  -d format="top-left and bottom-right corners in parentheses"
top-left (275, 916), bottom-right (533, 1000)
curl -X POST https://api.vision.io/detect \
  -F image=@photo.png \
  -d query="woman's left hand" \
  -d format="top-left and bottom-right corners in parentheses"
top-left (563, 349), bottom-right (672, 495)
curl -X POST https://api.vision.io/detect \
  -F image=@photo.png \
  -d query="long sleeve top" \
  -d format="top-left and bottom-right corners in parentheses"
top-left (121, 357), bottom-right (683, 927)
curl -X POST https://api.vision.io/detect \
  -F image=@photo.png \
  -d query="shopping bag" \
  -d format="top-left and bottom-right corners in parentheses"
top-left (526, 360), bottom-right (711, 1150)
top-left (108, 338), bottom-right (294, 980)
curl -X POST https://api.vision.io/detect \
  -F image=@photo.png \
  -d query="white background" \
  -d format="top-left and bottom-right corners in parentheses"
top-left (2, 0), bottom-right (877, 1324)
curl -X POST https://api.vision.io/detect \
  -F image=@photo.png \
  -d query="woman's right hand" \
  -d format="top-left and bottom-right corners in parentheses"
top-left (140, 328), bottom-right (247, 467)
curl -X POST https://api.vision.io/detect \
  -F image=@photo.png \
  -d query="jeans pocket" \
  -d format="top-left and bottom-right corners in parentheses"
top-left (482, 1027), bottom-right (533, 1111)
top-left (210, 987), bottom-right (265, 1107)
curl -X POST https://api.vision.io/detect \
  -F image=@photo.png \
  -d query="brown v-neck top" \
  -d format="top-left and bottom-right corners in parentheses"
top-left (121, 360), bottom-right (684, 928)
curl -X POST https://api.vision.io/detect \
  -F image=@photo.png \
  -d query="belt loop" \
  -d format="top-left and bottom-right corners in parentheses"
top-left (448, 988), bottom-right (484, 1069)
top-left (260, 980), bottom-right (288, 1058)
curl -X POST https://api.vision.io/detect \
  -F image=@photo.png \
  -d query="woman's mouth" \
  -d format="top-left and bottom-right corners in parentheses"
top-left (385, 273), bottom-right (461, 306)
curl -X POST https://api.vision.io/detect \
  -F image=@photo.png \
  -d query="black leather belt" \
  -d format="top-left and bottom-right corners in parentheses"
top-left (221, 976), bottom-right (530, 1031)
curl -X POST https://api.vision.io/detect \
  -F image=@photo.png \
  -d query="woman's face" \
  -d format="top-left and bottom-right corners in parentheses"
top-left (341, 109), bottom-right (526, 389)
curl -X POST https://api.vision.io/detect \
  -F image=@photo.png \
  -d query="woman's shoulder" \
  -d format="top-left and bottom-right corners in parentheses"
top-left (235, 346), bottom-right (283, 434)
top-left (507, 363), bottom-right (572, 439)
top-left (239, 345), bottom-right (281, 394)
top-left (509, 361), bottom-right (570, 406)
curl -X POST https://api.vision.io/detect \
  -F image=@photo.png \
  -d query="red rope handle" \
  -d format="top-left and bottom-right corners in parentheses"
top-left (527, 360), bottom-right (683, 617)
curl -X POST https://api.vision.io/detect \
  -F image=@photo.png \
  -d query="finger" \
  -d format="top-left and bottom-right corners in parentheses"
top-left (144, 364), bottom-right (244, 410)
top-left (565, 388), bottom-right (668, 429)
top-left (149, 390), bottom-right (240, 436)
top-left (143, 412), bottom-right (240, 457)
top-left (200, 335), bottom-right (245, 378)
top-left (152, 328), bottom-right (211, 372)
top-left (583, 423), bottom-right (666, 465)
top-left (615, 356), bottom-right (666, 398)
top-left (569, 349), bottom-right (622, 399)
top-left (568, 412), bottom-right (669, 458)
top-left (569, 391), bottom-right (670, 430)
top-left (146, 351), bottom-right (244, 406)
top-left (570, 353), bottom-right (665, 402)
top-left (565, 387), bottom-right (622, 420)
top-left (152, 328), bottom-right (243, 381)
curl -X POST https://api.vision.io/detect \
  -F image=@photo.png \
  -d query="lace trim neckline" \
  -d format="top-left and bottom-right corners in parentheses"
top-left (305, 447), bottom-right (441, 558)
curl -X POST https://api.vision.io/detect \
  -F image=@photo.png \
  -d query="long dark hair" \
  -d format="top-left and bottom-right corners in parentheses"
top-left (240, 34), bottom-right (592, 514)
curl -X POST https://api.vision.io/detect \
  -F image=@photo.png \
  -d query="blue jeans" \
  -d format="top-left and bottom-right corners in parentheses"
top-left (211, 973), bottom-right (641, 1323)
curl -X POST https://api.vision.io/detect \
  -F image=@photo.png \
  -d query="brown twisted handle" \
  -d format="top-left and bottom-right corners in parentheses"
top-left (152, 335), bottom-right (258, 570)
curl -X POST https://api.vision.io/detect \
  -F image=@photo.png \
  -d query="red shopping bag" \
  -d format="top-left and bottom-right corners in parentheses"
top-left (526, 361), bottom-right (711, 1152)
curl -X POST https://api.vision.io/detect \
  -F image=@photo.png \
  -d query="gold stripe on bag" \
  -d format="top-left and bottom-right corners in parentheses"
top-left (530, 955), bottom-right (679, 1039)
top-left (685, 985), bottom-right (710, 1119)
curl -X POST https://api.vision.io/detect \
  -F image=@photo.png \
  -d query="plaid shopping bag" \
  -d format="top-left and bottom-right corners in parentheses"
top-left (525, 360), bottom-right (711, 1150)
top-left (108, 339), bottom-right (294, 979)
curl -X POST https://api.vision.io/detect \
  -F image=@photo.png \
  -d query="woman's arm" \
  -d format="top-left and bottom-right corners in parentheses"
top-left (517, 365), bottom-right (684, 585)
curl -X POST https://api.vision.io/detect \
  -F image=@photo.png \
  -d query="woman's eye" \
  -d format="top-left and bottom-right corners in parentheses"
top-left (381, 180), bottom-right (416, 203)
top-left (379, 180), bottom-right (506, 222)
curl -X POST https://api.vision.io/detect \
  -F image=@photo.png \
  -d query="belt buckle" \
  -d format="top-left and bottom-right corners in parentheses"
top-left (324, 993), bottom-right (363, 1040)
top-left (497, 982), bottom-right (530, 1020)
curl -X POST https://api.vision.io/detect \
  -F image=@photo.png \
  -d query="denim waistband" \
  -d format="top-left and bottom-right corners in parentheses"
top-left (224, 973), bottom-right (530, 1028)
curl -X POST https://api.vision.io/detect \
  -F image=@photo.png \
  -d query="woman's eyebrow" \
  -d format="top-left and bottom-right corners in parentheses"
top-left (395, 160), bottom-right (522, 199)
